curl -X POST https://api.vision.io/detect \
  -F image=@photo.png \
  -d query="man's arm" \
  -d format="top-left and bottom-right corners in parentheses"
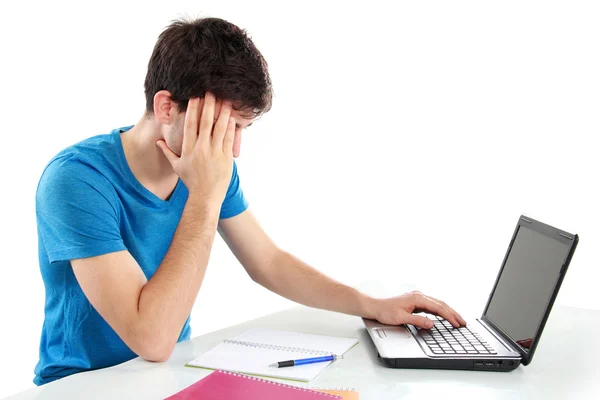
top-left (71, 94), bottom-right (236, 361)
top-left (219, 210), bottom-right (467, 329)
top-left (72, 198), bottom-right (218, 361)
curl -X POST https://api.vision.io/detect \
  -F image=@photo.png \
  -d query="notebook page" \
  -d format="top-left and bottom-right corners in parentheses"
top-left (187, 341), bottom-right (334, 381)
top-left (232, 328), bottom-right (358, 355)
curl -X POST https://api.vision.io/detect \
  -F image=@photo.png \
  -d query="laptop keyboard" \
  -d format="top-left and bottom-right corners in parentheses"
top-left (418, 315), bottom-right (497, 355)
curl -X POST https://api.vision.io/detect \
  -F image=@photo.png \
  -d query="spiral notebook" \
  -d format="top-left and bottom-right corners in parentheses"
top-left (165, 370), bottom-right (343, 399)
top-left (186, 328), bottom-right (359, 381)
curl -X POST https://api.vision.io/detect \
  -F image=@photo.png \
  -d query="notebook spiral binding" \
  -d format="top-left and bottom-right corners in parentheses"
top-left (223, 339), bottom-right (334, 356)
top-left (216, 370), bottom-right (342, 398)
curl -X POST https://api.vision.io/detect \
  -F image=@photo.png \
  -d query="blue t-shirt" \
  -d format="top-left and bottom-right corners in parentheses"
top-left (33, 126), bottom-right (248, 385)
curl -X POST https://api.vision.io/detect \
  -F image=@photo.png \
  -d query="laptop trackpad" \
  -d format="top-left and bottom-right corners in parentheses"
top-left (366, 322), bottom-right (426, 359)
top-left (375, 327), bottom-right (411, 339)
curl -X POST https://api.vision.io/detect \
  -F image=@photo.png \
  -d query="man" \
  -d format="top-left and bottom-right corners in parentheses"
top-left (34, 17), bottom-right (465, 385)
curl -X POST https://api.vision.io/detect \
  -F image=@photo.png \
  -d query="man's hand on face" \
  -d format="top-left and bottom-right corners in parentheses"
top-left (371, 291), bottom-right (467, 329)
top-left (157, 92), bottom-right (236, 206)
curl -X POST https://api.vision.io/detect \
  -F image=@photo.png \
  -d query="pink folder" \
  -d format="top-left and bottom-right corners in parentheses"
top-left (165, 370), bottom-right (342, 400)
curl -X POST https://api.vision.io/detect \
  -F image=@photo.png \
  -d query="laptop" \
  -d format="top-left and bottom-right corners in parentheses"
top-left (363, 215), bottom-right (578, 371)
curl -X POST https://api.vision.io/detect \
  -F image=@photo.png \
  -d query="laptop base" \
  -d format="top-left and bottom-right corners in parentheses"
top-left (378, 353), bottom-right (521, 371)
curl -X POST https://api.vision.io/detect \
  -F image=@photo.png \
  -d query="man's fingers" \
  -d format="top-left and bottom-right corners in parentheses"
top-left (223, 117), bottom-right (236, 153)
top-left (212, 101), bottom-right (233, 145)
top-left (427, 295), bottom-right (467, 326)
top-left (405, 313), bottom-right (434, 329)
top-left (199, 92), bottom-right (216, 146)
top-left (214, 99), bottom-right (223, 125)
top-left (182, 98), bottom-right (200, 154)
top-left (415, 294), bottom-right (461, 328)
top-left (156, 140), bottom-right (179, 165)
top-left (429, 296), bottom-right (466, 326)
top-left (232, 125), bottom-right (242, 156)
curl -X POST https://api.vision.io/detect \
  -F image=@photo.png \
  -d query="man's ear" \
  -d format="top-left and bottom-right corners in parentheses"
top-left (152, 90), bottom-right (179, 124)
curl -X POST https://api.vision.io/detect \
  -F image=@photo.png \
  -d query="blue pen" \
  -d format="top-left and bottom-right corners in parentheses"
top-left (269, 354), bottom-right (343, 368)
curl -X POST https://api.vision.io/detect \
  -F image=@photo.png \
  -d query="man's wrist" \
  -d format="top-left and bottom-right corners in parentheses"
top-left (358, 293), bottom-right (380, 320)
top-left (185, 193), bottom-right (222, 222)
top-left (187, 191), bottom-right (222, 210)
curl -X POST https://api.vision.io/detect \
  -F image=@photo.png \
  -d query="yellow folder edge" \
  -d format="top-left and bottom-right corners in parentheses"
top-left (314, 389), bottom-right (359, 400)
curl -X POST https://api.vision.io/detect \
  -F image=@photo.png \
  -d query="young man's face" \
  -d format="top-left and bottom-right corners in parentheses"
top-left (165, 108), bottom-right (254, 159)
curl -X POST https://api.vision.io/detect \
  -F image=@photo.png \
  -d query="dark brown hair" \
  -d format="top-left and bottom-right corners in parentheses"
top-left (144, 17), bottom-right (272, 117)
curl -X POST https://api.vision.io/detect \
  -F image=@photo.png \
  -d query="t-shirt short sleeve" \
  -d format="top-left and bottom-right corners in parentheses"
top-left (36, 157), bottom-right (127, 263)
top-left (219, 161), bottom-right (249, 219)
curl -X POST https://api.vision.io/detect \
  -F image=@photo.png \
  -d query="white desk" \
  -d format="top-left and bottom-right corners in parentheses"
top-left (6, 304), bottom-right (599, 399)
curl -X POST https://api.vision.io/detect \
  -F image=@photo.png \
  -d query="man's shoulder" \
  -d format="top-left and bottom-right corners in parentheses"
top-left (51, 127), bottom-right (127, 165)
top-left (38, 127), bottom-right (131, 196)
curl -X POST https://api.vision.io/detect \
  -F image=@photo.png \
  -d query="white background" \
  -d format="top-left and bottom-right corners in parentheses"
top-left (0, 0), bottom-right (598, 397)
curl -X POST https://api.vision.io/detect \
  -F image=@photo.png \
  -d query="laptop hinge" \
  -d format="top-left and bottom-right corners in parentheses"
top-left (477, 318), bottom-right (520, 353)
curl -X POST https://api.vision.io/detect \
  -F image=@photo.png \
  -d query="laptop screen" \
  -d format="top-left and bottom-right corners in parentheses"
top-left (483, 224), bottom-right (571, 353)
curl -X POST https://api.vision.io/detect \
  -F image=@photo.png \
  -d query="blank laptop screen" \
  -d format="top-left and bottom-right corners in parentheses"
top-left (484, 225), bottom-right (570, 352)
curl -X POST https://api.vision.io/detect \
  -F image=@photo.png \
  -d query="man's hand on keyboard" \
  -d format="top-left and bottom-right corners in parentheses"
top-left (369, 291), bottom-right (467, 329)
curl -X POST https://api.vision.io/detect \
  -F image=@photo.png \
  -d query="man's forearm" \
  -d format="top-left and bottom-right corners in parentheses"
top-left (256, 250), bottom-right (378, 319)
top-left (137, 194), bottom-right (220, 354)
